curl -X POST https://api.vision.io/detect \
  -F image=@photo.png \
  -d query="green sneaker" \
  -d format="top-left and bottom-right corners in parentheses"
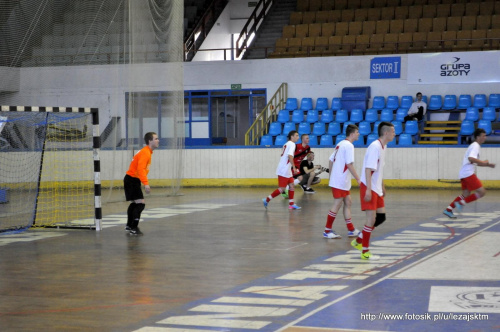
top-left (361, 251), bottom-right (380, 260)
top-left (351, 239), bottom-right (362, 251)
top-left (281, 189), bottom-right (289, 199)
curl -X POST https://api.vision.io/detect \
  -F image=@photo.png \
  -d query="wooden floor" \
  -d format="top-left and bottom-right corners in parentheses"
top-left (0, 187), bottom-right (498, 331)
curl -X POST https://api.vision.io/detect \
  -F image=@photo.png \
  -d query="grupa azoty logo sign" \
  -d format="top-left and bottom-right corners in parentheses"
top-left (440, 57), bottom-right (471, 77)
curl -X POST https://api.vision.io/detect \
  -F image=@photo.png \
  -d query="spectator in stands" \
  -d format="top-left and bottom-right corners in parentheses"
top-left (298, 152), bottom-right (325, 194)
top-left (404, 92), bottom-right (427, 121)
top-left (124, 132), bottom-right (160, 235)
top-left (442, 128), bottom-right (496, 219)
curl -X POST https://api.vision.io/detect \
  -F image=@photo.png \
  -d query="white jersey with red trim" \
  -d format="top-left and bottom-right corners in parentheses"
top-left (276, 141), bottom-right (296, 178)
top-left (459, 141), bottom-right (480, 179)
top-left (329, 139), bottom-right (355, 190)
top-left (360, 139), bottom-right (386, 196)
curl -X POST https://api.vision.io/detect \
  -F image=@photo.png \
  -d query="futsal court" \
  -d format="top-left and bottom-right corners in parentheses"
top-left (0, 187), bottom-right (498, 332)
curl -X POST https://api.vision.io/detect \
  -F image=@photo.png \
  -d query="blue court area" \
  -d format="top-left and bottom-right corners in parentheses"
top-left (131, 204), bottom-right (500, 332)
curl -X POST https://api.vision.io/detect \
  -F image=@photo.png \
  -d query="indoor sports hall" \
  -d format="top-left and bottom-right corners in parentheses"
top-left (1, 0), bottom-right (499, 331)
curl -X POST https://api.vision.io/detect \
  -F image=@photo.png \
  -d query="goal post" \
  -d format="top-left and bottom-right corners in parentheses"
top-left (0, 106), bottom-right (102, 232)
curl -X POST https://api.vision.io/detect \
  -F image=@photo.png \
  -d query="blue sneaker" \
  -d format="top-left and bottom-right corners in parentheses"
top-left (262, 198), bottom-right (268, 209)
top-left (454, 202), bottom-right (464, 212)
top-left (323, 230), bottom-right (341, 239)
top-left (442, 209), bottom-right (456, 219)
top-left (288, 204), bottom-right (301, 210)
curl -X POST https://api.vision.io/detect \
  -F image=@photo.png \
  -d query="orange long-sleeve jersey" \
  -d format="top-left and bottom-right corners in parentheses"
top-left (126, 146), bottom-right (153, 185)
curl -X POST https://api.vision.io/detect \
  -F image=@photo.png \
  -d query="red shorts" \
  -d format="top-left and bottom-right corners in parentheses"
top-left (332, 187), bottom-right (350, 199)
top-left (278, 175), bottom-right (294, 188)
top-left (461, 174), bottom-right (483, 192)
top-left (360, 183), bottom-right (385, 211)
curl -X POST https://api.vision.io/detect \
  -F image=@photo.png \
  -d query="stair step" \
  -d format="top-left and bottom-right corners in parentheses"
top-left (420, 133), bottom-right (458, 137)
top-left (423, 126), bottom-right (460, 131)
top-left (418, 141), bottom-right (458, 145)
top-left (426, 120), bottom-right (462, 124)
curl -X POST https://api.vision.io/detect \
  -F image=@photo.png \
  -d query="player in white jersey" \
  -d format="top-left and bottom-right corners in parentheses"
top-left (351, 121), bottom-right (395, 260)
top-left (324, 124), bottom-right (361, 239)
top-left (443, 128), bottom-right (496, 218)
top-left (262, 130), bottom-right (302, 210)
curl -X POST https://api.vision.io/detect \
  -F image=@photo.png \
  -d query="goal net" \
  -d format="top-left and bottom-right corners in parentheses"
top-left (0, 107), bottom-right (101, 232)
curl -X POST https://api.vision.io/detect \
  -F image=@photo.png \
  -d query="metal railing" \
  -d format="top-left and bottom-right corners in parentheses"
top-left (245, 82), bottom-right (287, 146)
top-left (235, 0), bottom-right (274, 59)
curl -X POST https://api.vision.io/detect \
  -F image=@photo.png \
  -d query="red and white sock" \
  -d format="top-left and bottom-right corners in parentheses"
top-left (464, 192), bottom-right (480, 204)
top-left (345, 218), bottom-right (355, 232)
top-left (448, 195), bottom-right (465, 210)
top-left (267, 188), bottom-right (283, 202)
top-left (361, 225), bottom-right (374, 254)
top-left (325, 211), bottom-right (336, 231)
top-left (288, 189), bottom-right (295, 205)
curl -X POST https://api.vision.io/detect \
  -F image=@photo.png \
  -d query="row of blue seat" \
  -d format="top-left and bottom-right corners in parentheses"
top-left (268, 120), bottom-right (419, 137)
top-left (463, 106), bottom-right (500, 121)
top-left (460, 119), bottom-right (495, 136)
top-left (261, 133), bottom-right (414, 147)
top-left (283, 94), bottom-right (500, 111)
top-left (277, 108), bottom-right (415, 124)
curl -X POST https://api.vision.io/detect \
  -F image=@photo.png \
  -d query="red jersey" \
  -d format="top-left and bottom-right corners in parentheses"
top-left (294, 143), bottom-right (310, 169)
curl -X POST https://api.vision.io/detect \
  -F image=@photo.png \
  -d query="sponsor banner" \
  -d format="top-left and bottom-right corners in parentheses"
top-left (370, 56), bottom-right (401, 79)
top-left (408, 51), bottom-right (500, 84)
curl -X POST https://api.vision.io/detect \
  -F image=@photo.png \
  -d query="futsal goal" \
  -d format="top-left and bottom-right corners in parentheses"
top-left (0, 106), bottom-right (102, 232)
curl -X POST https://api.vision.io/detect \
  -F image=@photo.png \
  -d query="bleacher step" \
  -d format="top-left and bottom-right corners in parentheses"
top-left (426, 121), bottom-right (462, 125)
top-left (418, 140), bottom-right (459, 145)
top-left (423, 126), bottom-right (460, 131)
top-left (420, 133), bottom-right (458, 137)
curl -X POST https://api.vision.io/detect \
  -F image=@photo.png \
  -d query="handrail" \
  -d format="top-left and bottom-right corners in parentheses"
top-left (184, 0), bottom-right (228, 61)
top-left (245, 82), bottom-right (287, 146)
top-left (235, 0), bottom-right (274, 59)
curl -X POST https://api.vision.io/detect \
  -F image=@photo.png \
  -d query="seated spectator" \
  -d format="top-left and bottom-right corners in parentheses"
top-left (298, 152), bottom-right (327, 194)
top-left (404, 92), bottom-right (427, 121)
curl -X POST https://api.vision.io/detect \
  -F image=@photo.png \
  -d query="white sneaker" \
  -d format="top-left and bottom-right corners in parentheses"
top-left (323, 230), bottom-right (341, 239)
top-left (347, 229), bottom-right (360, 237)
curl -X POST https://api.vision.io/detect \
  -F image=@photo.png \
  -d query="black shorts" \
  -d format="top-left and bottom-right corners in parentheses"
top-left (124, 174), bottom-right (143, 201)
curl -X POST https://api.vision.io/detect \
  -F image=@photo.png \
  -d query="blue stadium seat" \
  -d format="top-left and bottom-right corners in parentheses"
top-left (373, 121), bottom-right (381, 134)
top-left (277, 109), bottom-right (290, 123)
top-left (428, 95), bottom-right (442, 110)
top-left (350, 108), bottom-right (363, 123)
top-left (458, 94), bottom-right (472, 109)
top-left (320, 109), bottom-right (334, 123)
top-left (342, 121), bottom-right (355, 134)
top-left (312, 122), bottom-right (326, 136)
top-left (291, 110), bottom-right (304, 123)
top-left (331, 97), bottom-right (342, 110)
top-left (308, 134), bottom-right (319, 146)
top-left (298, 122), bottom-right (311, 135)
top-left (421, 95), bottom-right (428, 104)
top-left (274, 135), bottom-right (287, 146)
top-left (335, 134), bottom-right (346, 145)
top-left (283, 122), bottom-right (296, 135)
top-left (404, 120), bottom-right (419, 135)
top-left (464, 107), bottom-right (479, 121)
top-left (473, 94), bottom-right (487, 108)
top-left (327, 122), bottom-right (341, 136)
top-left (489, 94), bottom-right (500, 108)
top-left (335, 109), bottom-right (349, 123)
top-left (392, 120), bottom-right (403, 135)
top-left (260, 135), bottom-right (273, 146)
top-left (396, 108), bottom-right (409, 122)
top-left (358, 121), bottom-right (372, 136)
top-left (478, 120), bottom-right (492, 135)
top-left (442, 95), bottom-right (457, 110)
top-left (388, 138), bottom-right (396, 147)
top-left (398, 133), bottom-right (413, 146)
top-left (366, 133), bottom-right (378, 145)
top-left (380, 108), bottom-right (394, 122)
top-left (386, 96), bottom-right (399, 110)
top-left (306, 110), bottom-right (319, 123)
top-left (459, 120), bottom-right (475, 136)
top-left (400, 95), bottom-right (413, 109)
top-left (316, 98), bottom-right (329, 111)
top-left (300, 97), bottom-right (313, 111)
top-left (365, 108), bottom-right (378, 123)
top-left (285, 98), bottom-right (298, 110)
top-left (268, 122), bottom-right (282, 136)
top-left (482, 107), bottom-right (497, 121)
top-left (372, 96), bottom-right (385, 110)
top-left (353, 135), bottom-right (365, 147)
top-left (320, 134), bottom-right (333, 146)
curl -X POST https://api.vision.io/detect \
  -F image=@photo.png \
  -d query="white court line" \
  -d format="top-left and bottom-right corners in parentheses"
top-left (241, 243), bottom-right (309, 251)
top-left (277, 218), bottom-right (500, 331)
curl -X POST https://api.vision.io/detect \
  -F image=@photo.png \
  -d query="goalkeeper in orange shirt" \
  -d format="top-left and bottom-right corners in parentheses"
top-left (124, 132), bottom-right (159, 235)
